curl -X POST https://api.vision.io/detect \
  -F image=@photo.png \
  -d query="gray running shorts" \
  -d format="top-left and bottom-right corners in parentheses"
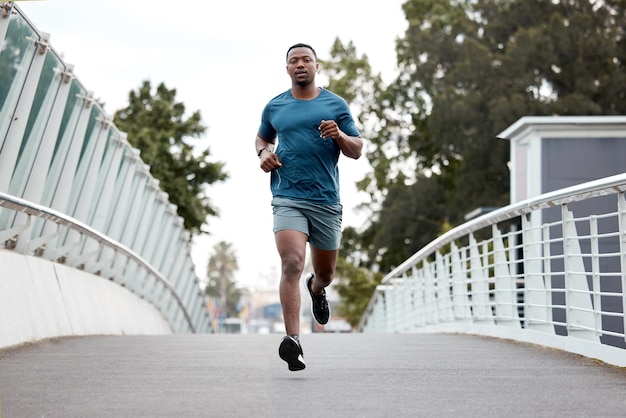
top-left (272, 197), bottom-right (343, 251)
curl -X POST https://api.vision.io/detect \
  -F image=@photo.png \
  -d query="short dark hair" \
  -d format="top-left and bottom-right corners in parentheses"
top-left (286, 43), bottom-right (317, 61)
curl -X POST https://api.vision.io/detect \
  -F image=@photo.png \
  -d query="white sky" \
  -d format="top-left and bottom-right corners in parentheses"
top-left (17, 0), bottom-right (407, 289)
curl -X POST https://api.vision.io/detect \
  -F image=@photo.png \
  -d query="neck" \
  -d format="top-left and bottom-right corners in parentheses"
top-left (291, 83), bottom-right (320, 100)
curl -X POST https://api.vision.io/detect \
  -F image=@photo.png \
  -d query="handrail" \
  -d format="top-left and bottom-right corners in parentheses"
top-left (359, 173), bottom-right (626, 367)
top-left (381, 173), bottom-right (626, 284)
top-left (0, 2), bottom-right (210, 335)
top-left (0, 192), bottom-right (196, 332)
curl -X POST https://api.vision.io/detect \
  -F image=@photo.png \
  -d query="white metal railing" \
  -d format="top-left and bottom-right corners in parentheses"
top-left (0, 2), bottom-right (210, 333)
top-left (358, 173), bottom-right (626, 367)
top-left (0, 192), bottom-right (204, 333)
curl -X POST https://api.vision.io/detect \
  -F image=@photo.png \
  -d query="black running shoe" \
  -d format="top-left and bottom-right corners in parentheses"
top-left (306, 273), bottom-right (330, 325)
top-left (278, 336), bottom-right (305, 371)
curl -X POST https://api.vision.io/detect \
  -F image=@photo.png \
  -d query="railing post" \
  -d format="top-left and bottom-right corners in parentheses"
top-left (589, 216), bottom-right (602, 337)
top-left (0, 31), bottom-right (48, 193)
top-left (411, 266), bottom-right (425, 329)
top-left (423, 260), bottom-right (437, 325)
top-left (40, 92), bottom-right (94, 257)
top-left (81, 133), bottom-right (126, 273)
top-left (0, 2), bottom-right (13, 43)
top-left (450, 242), bottom-right (471, 320)
top-left (436, 252), bottom-right (454, 322)
top-left (561, 206), bottom-right (596, 340)
top-left (522, 212), bottom-right (553, 331)
top-left (469, 234), bottom-right (493, 322)
top-left (381, 286), bottom-right (392, 333)
top-left (15, 66), bottom-right (74, 254)
top-left (400, 273), bottom-right (412, 332)
top-left (493, 225), bottom-right (519, 325)
top-left (64, 116), bottom-right (111, 265)
top-left (619, 192), bottom-right (626, 344)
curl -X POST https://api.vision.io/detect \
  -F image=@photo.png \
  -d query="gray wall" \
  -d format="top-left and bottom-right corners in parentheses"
top-left (542, 137), bottom-right (626, 192)
top-left (541, 136), bottom-right (626, 347)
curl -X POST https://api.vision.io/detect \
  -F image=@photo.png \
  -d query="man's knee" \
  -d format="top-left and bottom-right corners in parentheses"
top-left (314, 270), bottom-right (334, 287)
top-left (281, 253), bottom-right (305, 277)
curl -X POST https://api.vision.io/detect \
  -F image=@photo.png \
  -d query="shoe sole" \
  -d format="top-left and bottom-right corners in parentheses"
top-left (279, 338), bottom-right (305, 371)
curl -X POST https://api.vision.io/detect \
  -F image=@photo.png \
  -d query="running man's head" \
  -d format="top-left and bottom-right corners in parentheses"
top-left (286, 43), bottom-right (318, 87)
top-left (286, 43), bottom-right (317, 61)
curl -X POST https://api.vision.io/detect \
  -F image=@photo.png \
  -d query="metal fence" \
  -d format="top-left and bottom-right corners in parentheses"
top-left (0, 2), bottom-right (210, 333)
top-left (358, 174), bottom-right (626, 367)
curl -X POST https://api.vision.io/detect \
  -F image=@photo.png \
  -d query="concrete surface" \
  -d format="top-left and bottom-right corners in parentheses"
top-left (1, 333), bottom-right (625, 417)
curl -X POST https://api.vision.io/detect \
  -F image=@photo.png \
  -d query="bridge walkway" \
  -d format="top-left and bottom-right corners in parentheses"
top-left (1, 333), bottom-right (625, 417)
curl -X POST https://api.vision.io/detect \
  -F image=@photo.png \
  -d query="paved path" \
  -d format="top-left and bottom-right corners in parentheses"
top-left (1, 333), bottom-right (625, 417)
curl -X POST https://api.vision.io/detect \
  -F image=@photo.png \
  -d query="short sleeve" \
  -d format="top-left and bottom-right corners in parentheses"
top-left (258, 102), bottom-right (277, 140)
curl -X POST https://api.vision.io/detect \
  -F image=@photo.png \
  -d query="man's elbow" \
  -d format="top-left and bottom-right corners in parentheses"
top-left (344, 148), bottom-right (362, 159)
top-left (342, 137), bottom-right (363, 159)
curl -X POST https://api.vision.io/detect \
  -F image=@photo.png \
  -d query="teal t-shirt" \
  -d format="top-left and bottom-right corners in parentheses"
top-left (258, 88), bottom-right (360, 204)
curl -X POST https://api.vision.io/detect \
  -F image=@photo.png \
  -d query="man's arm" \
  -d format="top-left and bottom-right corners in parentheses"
top-left (255, 134), bottom-right (275, 157)
top-left (335, 132), bottom-right (363, 160)
top-left (255, 134), bottom-right (282, 172)
top-left (318, 120), bottom-right (363, 159)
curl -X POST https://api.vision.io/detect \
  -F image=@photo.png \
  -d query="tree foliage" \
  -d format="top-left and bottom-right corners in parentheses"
top-left (360, 0), bottom-right (626, 272)
top-left (320, 40), bottom-right (388, 323)
top-left (113, 81), bottom-right (228, 235)
top-left (334, 256), bottom-right (382, 328)
top-left (322, 0), bottom-right (626, 318)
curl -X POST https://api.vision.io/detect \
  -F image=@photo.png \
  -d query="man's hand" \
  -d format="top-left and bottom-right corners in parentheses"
top-left (319, 119), bottom-right (363, 159)
top-left (259, 150), bottom-right (282, 172)
top-left (319, 120), bottom-right (343, 140)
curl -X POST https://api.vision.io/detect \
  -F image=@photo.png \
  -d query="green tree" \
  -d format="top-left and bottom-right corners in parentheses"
top-left (204, 241), bottom-right (240, 317)
top-left (357, 0), bottom-right (626, 272)
top-left (334, 257), bottom-right (382, 328)
top-left (321, 38), bottom-right (390, 203)
top-left (318, 40), bottom-right (389, 323)
top-left (320, 1), bottom-right (626, 314)
top-left (113, 80), bottom-right (227, 235)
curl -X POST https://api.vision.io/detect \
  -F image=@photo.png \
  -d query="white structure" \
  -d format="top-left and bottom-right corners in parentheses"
top-left (359, 116), bottom-right (626, 368)
top-left (0, 2), bottom-right (211, 348)
top-left (498, 116), bottom-right (626, 204)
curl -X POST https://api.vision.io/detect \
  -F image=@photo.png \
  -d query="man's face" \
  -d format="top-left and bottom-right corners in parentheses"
top-left (286, 47), bottom-right (318, 87)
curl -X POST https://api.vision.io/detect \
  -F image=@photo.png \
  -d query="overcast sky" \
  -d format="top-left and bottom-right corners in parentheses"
top-left (17, 0), bottom-right (408, 289)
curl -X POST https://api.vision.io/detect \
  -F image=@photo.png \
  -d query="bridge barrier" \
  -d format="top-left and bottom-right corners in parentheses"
top-left (359, 174), bottom-right (626, 367)
top-left (0, 2), bottom-right (211, 347)
top-left (0, 248), bottom-right (172, 348)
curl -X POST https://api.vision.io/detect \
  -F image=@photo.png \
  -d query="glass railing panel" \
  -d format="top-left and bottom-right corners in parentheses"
top-left (0, 4), bottom-right (211, 333)
top-left (51, 79), bottom-right (86, 165)
top-left (43, 78), bottom-right (87, 207)
top-left (10, 50), bottom-right (66, 197)
top-left (0, 10), bottom-right (38, 148)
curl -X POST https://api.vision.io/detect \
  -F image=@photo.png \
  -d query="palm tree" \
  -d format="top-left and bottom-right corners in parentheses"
top-left (205, 241), bottom-right (240, 318)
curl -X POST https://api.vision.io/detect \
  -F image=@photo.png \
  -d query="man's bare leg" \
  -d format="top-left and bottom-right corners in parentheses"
top-left (275, 229), bottom-right (308, 335)
top-left (310, 246), bottom-right (338, 293)
top-left (275, 229), bottom-right (308, 371)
